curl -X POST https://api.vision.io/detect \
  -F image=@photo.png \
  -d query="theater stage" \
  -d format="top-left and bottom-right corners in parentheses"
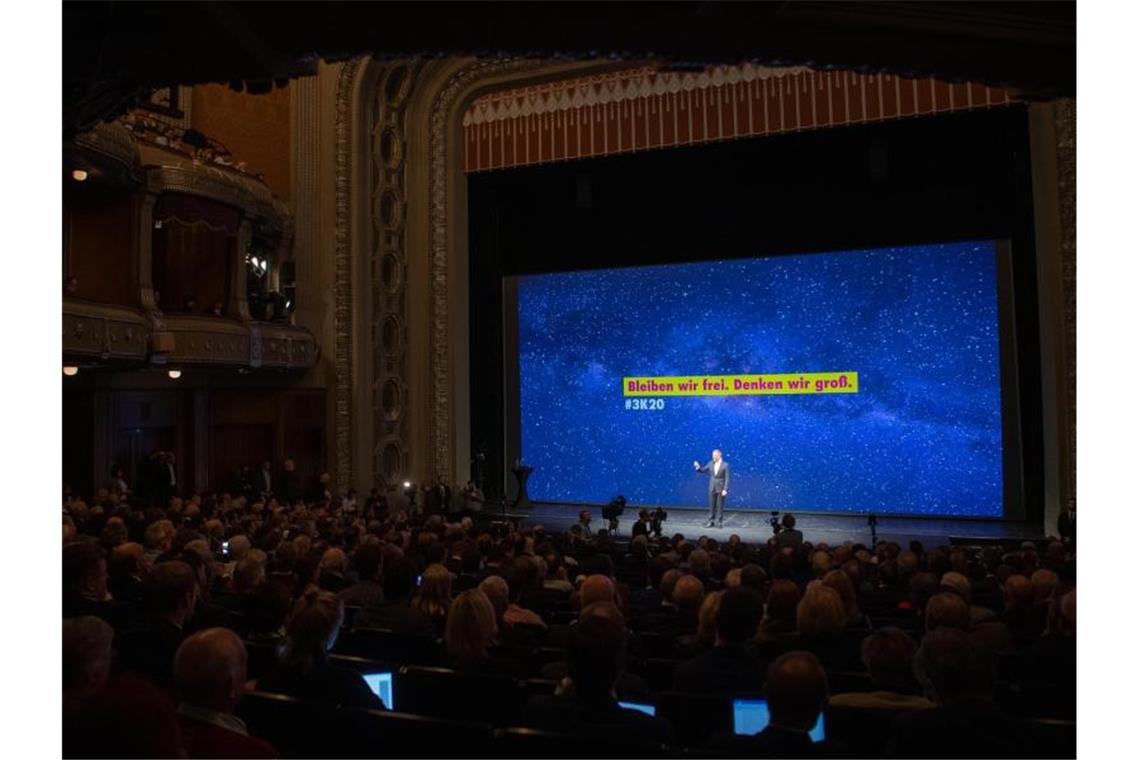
top-left (492, 502), bottom-right (1047, 547)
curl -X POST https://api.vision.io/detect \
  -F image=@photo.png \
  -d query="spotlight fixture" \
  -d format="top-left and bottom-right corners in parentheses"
top-left (71, 169), bottom-right (88, 182)
top-left (167, 369), bottom-right (182, 379)
top-left (63, 366), bottom-right (79, 376)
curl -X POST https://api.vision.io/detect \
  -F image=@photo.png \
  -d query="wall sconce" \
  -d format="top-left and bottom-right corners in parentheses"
top-left (71, 169), bottom-right (88, 182)
top-left (167, 369), bottom-right (182, 379)
top-left (63, 366), bottom-right (79, 376)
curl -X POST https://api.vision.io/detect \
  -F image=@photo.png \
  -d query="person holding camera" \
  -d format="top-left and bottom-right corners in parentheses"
top-left (774, 513), bottom-right (804, 549)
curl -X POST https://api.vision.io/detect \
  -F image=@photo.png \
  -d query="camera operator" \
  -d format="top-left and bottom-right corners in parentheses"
top-left (774, 513), bottom-right (804, 550)
top-left (650, 506), bottom-right (667, 538)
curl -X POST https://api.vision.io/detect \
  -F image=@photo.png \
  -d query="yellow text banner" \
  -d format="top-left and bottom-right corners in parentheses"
top-left (622, 372), bottom-right (859, 396)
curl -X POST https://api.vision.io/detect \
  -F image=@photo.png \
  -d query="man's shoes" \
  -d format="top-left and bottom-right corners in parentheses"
top-left (705, 520), bottom-right (715, 528)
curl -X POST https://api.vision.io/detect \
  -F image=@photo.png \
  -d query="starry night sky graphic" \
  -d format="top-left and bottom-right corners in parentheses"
top-left (517, 241), bottom-right (1004, 517)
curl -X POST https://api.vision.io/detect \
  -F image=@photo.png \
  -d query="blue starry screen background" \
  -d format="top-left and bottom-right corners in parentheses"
top-left (516, 240), bottom-right (1005, 517)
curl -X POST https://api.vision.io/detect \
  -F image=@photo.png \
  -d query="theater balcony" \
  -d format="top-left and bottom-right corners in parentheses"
top-left (63, 118), bottom-right (317, 373)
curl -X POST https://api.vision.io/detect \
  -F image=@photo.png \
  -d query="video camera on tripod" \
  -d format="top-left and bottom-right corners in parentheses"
top-left (768, 510), bottom-right (782, 535)
top-left (602, 495), bottom-right (627, 533)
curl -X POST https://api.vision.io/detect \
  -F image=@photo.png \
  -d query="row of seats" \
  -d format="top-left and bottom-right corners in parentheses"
top-left (237, 689), bottom-right (1075, 759)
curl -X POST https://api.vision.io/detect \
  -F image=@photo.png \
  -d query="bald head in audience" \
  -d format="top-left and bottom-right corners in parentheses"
top-left (673, 574), bottom-right (705, 613)
top-left (579, 574), bottom-right (616, 609)
top-left (1003, 574), bottom-right (1034, 610)
top-left (174, 627), bottom-right (248, 713)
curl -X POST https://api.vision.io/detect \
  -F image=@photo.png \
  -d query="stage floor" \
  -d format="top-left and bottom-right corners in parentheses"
top-left (506, 503), bottom-right (1046, 547)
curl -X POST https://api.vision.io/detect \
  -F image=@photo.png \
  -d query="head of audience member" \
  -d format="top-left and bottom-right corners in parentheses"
top-left (567, 602), bottom-right (629, 704)
top-left (861, 627), bottom-right (922, 694)
top-left (765, 651), bottom-right (828, 731)
top-left (716, 586), bottom-right (765, 646)
top-left (64, 542), bottom-right (109, 603)
top-left (925, 592), bottom-right (971, 632)
top-left (796, 584), bottom-right (847, 639)
top-left (353, 543), bottom-right (383, 583)
top-left (696, 590), bottom-right (724, 647)
top-left (506, 555), bottom-right (542, 603)
top-left (228, 534), bottom-right (252, 563)
top-left (281, 588), bottom-right (344, 673)
top-left (821, 569), bottom-right (861, 622)
top-left (478, 575), bottom-right (509, 620)
top-left (724, 568), bottom-right (742, 588)
top-left (247, 579), bottom-right (292, 637)
top-left (782, 513), bottom-right (797, 531)
top-left (415, 563), bottom-right (453, 618)
top-left (579, 574), bottom-right (617, 610)
top-left (1030, 569), bottom-right (1059, 604)
top-left (144, 520), bottom-right (175, 555)
top-left (939, 571), bottom-right (973, 605)
top-left (810, 550), bottom-right (833, 578)
top-left (765, 580), bottom-right (802, 629)
top-left (689, 548), bottom-right (711, 577)
top-left (382, 555), bottom-right (417, 603)
top-left (319, 547), bottom-right (348, 577)
top-left (908, 571), bottom-right (941, 611)
top-left (109, 543), bottom-right (146, 585)
top-left (1003, 574), bottom-right (1034, 611)
top-left (739, 564), bottom-right (769, 595)
top-left (234, 556), bottom-right (266, 593)
top-left (673, 574), bottom-right (705, 614)
top-left (659, 568), bottom-right (683, 605)
top-left (445, 589), bottom-right (499, 665)
top-left (913, 628), bottom-right (994, 705)
top-left (144, 560), bottom-right (199, 628)
top-left (63, 616), bottom-right (114, 710)
top-left (174, 627), bottom-right (249, 715)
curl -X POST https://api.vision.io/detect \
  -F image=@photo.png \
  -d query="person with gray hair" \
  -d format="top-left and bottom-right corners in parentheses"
top-left (831, 627), bottom-right (933, 711)
top-left (174, 627), bottom-right (278, 758)
top-left (63, 616), bottom-right (115, 719)
top-left (887, 628), bottom-right (1031, 758)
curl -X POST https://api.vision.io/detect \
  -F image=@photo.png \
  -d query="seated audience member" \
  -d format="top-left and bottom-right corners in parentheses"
top-left (317, 548), bottom-right (351, 593)
top-left (258, 588), bottom-right (383, 710)
top-left (174, 628), bottom-right (278, 758)
top-left (887, 629), bottom-right (1031, 758)
top-left (245, 579), bottom-right (292, 644)
top-left (795, 584), bottom-right (861, 670)
top-left (830, 627), bottom-right (934, 710)
top-left (354, 555), bottom-right (437, 636)
top-left (109, 542), bottom-right (149, 606)
top-left (443, 589), bottom-right (503, 672)
top-left (338, 543), bottom-right (385, 609)
top-left (1000, 574), bottom-right (1046, 647)
top-left (925, 592), bottom-right (972, 632)
top-left (503, 558), bottom-right (550, 629)
top-left (523, 602), bottom-right (674, 745)
top-left (215, 556), bottom-right (265, 620)
top-left (542, 550), bottom-right (575, 594)
top-left (65, 673), bottom-right (184, 759)
top-left (821, 569), bottom-right (871, 630)
top-left (758, 579), bottom-right (802, 639)
top-left (939, 571), bottom-right (997, 625)
top-left (1030, 568), bottom-right (1059, 605)
top-left (118, 560), bottom-right (199, 691)
top-left (677, 589), bottom-right (723, 657)
top-left (711, 651), bottom-right (846, 758)
top-left (63, 541), bottom-right (129, 627)
top-left (649, 573), bottom-right (702, 636)
top-left (674, 586), bottom-right (766, 694)
top-left (740, 563), bottom-right (770, 596)
top-left (413, 562), bottom-right (453, 635)
top-left (63, 617), bottom-right (115, 722)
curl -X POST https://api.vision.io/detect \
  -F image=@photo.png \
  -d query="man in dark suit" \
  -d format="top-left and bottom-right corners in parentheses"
top-left (118, 560), bottom-right (199, 693)
top-left (710, 651), bottom-right (847, 758)
top-left (255, 460), bottom-right (273, 500)
top-left (693, 449), bottom-right (730, 528)
top-left (523, 601), bottom-right (674, 746)
top-left (174, 628), bottom-right (279, 759)
top-left (674, 586), bottom-right (767, 695)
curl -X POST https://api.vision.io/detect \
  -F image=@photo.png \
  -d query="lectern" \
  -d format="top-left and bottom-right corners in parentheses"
top-left (511, 465), bottom-right (534, 509)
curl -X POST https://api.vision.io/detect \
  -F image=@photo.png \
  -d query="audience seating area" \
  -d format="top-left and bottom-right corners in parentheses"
top-left (61, 485), bottom-right (1076, 758)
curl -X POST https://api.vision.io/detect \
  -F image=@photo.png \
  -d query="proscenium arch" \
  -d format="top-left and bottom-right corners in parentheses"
top-left (338, 55), bottom-right (644, 493)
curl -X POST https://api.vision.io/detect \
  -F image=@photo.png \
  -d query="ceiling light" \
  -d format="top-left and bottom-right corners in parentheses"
top-left (71, 169), bottom-right (88, 182)
top-left (167, 369), bottom-right (182, 379)
top-left (63, 366), bottom-right (79, 376)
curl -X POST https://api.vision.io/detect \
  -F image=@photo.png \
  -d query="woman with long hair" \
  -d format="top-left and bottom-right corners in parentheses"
top-left (413, 563), bottom-right (453, 636)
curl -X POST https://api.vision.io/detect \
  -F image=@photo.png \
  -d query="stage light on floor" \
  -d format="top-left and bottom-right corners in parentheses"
top-left (167, 369), bottom-right (182, 379)
top-left (71, 169), bottom-right (88, 182)
top-left (63, 366), bottom-right (79, 376)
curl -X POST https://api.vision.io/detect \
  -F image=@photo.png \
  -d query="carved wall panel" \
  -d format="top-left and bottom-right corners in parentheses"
top-left (368, 61), bottom-right (425, 488)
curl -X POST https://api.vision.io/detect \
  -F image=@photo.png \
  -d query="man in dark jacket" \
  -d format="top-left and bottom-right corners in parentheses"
top-left (673, 586), bottom-right (767, 695)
